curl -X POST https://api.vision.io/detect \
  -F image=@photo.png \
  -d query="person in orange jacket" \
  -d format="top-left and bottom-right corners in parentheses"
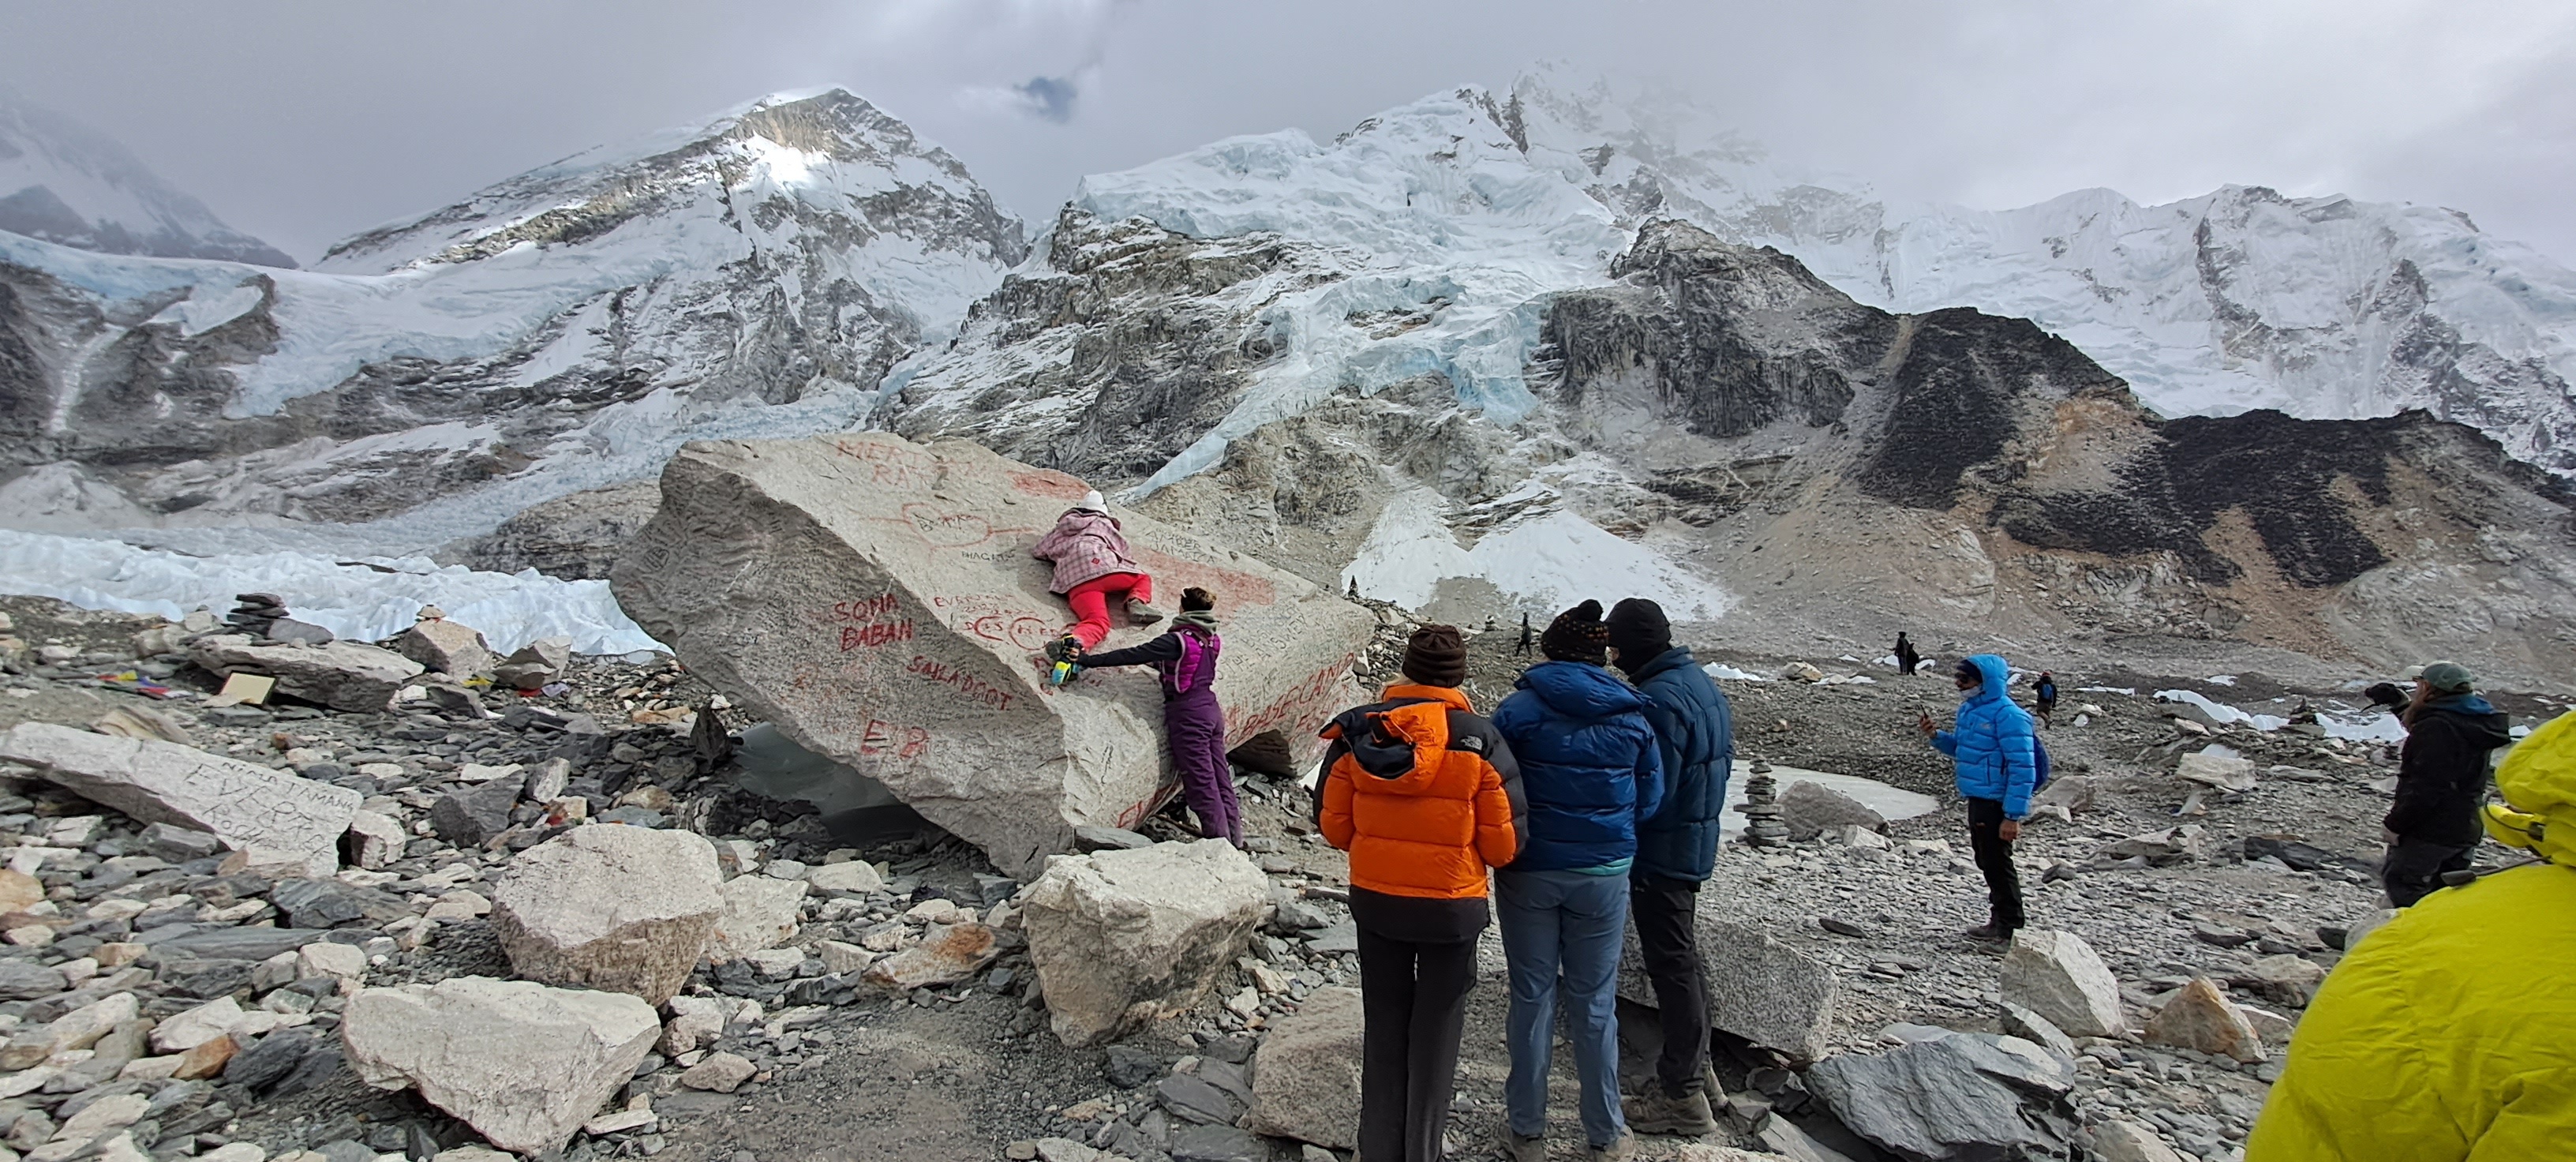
top-left (1319, 625), bottom-right (1528, 1162)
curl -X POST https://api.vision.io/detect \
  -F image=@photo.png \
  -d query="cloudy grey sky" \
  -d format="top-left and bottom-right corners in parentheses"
top-left (4, 0), bottom-right (2570, 265)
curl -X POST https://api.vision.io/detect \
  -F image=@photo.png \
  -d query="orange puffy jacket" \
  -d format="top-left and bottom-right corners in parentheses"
top-left (1317, 684), bottom-right (1528, 899)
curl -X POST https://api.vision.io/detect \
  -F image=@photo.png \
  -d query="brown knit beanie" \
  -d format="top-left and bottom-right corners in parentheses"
top-left (1401, 625), bottom-right (1469, 688)
top-left (1540, 600), bottom-right (1610, 665)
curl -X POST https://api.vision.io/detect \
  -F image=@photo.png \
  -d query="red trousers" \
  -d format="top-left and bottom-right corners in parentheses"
top-left (1062, 572), bottom-right (1151, 649)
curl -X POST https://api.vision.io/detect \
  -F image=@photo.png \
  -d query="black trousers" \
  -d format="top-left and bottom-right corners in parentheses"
top-left (1356, 926), bottom-right (1479, 1162)
top-left (1628, 875), bottom-right (1708, 1097)
top-left (2382, 837), bottom-right (2474, 907)
top-left (1965, 797), bottom-right (2026, 931)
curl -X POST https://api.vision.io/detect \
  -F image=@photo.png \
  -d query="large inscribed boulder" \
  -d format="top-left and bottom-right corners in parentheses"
top-left (0, 723), bottom-right (359, 877)
top-left (613, 433), bottom-right (1372, 875)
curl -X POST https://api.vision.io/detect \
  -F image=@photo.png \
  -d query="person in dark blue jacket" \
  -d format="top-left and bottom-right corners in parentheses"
top-left (1490, 601), bottom-right (1662, 1162)
top-left (1918, 654), bottom-right (2039, 941)
top-left (1604, 598), bottom-right (1732, 1137)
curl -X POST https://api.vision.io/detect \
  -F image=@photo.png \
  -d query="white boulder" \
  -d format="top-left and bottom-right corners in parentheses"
top-left (488, 826), bottom-right (725, 1004)
top-left (1021, 839), bottom-right (1270, 1046)
top-left (1240, 986), bottom-right (1361, 1149)
top-left (2001, 929), bottom-right (2126, 1037)
top-left (610, 433), bottom-right (1372, 876)
top-left (342, 976), bottom-right (660, 1155)
top-left (710, 874), bottom-right (807, 959)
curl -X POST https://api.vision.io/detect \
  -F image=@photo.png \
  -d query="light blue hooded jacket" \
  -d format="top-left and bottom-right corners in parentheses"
top-left (1931, 654), bottom-right (2039, 819)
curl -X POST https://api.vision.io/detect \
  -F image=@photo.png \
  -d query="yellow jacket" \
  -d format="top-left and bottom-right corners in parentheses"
top-left (2246, 711), bottom-right (2576, 1161)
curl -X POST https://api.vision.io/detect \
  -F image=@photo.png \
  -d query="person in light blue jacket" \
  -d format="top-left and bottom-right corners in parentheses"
top-left (1917, 654), bottom-right (2037, 941)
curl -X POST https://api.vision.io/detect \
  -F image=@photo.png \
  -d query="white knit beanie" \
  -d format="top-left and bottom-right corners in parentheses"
top-left (1078, 489), bottom-right (1106, 512)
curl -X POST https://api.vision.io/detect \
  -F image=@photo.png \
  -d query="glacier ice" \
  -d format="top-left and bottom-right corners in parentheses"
top-left (0, 530), bottom-right (657, 656)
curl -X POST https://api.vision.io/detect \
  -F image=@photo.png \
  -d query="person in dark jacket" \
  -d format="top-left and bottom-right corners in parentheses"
top-left (1316, 626), bottom-right (1528, 1162)
top-left (1604, 598), bottom-right (1732, 1137)
top-left (1894, 632), bottom-right (1921, 677)
top-left (1515, 613), bottom-right (1536, 657)
top-left (1919, 654), bottom-right (2038, 941)
top-left (2381, 661), bottom-right (2513, 906)
top-left (1491, 601), bottom-right (1663, 1162)
top-left (1069, 587), bottom-right (1240, 847)
top-left (2033, 671), bottom-right (2058, 729)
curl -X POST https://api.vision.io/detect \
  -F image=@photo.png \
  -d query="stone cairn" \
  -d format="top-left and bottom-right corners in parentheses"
top-left (1739, 759), bottom-right (1788, 847)
top-left (224, 592), bottom-right (288, 635)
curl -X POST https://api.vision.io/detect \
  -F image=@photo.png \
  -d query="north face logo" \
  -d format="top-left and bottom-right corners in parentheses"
top-left (1454, 735), bottom-right (1486, 755)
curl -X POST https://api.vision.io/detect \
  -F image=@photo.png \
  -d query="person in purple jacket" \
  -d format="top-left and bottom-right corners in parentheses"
top-left (1070, 587), bottom-right (1241, 847)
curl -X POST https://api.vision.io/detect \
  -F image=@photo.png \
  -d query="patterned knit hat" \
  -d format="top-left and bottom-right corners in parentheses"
top-left (1540, 600), bottom-right (1610, 665)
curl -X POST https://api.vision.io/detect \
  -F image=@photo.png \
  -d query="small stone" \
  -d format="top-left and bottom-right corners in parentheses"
top-left (2141, 977), bottom-right (2265, 1063)
top-left (679, 1051), bottom-right (756, 1093)
top-left (2092, 1119), bottom-right (2186, 1162)
top-left (805, 860), bottom-right (884, 894)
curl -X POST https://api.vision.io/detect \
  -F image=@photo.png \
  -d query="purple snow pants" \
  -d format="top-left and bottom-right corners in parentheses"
top-left (1165, 688), bottom-right (1241, 845)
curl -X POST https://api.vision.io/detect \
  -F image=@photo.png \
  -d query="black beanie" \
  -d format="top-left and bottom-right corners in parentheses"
top-left (1604, 598), bottom-right (1672, 671)
top-left (1540, 600), bottom-right (1609, 665)
top-left (1401, 625), bottom-right (1469, 688)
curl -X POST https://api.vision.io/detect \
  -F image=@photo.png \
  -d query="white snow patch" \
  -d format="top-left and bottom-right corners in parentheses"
top-left (2156, 689), bottom-right (2290, 731)
top-left (0, 530), bottom-right (657, 655)
top-left (1704, 663), bottom-right (1770, 682)
top-left (1341, 494), bottom-right (1732, 620)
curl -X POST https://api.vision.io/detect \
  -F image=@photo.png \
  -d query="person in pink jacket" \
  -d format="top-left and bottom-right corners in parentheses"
top-left (1032, 490), bottom-right (1163, 660)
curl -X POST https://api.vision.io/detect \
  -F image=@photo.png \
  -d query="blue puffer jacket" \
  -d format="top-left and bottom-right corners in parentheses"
top-left (1492, 660), bottom-right (1664, 872)
top-left (1627, 647), bottom-right (1733, 883)
top-left (1932, 654), bottom-right (2039, 819)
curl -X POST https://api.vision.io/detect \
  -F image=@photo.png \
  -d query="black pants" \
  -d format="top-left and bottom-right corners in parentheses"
top-left (1356, 926), bottom-right (1479, 1162)
top-left (2383, 837), bottom-right (2474, 907)
top-left (1628, 875), bottom-right (1708, 1097)
top-left (1965, 797), bottom-right (2026, 931)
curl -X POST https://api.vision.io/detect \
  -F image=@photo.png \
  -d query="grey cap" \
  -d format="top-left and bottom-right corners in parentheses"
top-left (2417, 661), bottom-right (2474, 693)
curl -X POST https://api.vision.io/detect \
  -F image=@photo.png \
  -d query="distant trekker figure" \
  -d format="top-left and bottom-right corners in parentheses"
top-left (2379, 661), bottom-right (2511, 907)
top-left (1067, 587), bottom-right (1238, 846)
top-left (1317, 625), bottom-right (1527, 1162)
top-left (1919, 655), bottom-right (2039, 942)
top-left (1894, 632), bottom-right (1921, 677)
top-left (1515, 613), bottom-right (1536, 657)
top-left (1031, 490), bottom-right (1164, 662)
top-left (2033, 671), bottom-right (2058, 729)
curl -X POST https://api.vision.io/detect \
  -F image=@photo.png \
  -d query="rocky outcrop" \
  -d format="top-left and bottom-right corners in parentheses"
top-left (440, 479), bottom-right (662, 580)
top-left (185, 635), bottom-right (425, 713)
top-left (1021, 840), bottom-right (1271, 1046)
top-left (487, 825), bottom-right (726, 1005)
top-left (1619, 915), bottom-right (1840, 1063)
top-left (0, 722), bottom-right (359, 876)
top-left (612, 432), bottom-right (1372, 875)
top-left (1805, 1029), bottom-right (2077, 1161)
top-left (342, 976), bottom-right (661, 1154)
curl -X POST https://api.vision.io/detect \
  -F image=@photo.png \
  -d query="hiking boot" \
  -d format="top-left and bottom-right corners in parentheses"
top-left (1126, 598), bottom-right (1165, 625)
top-left (1964, 918), bottom-right (2014, 943)
top-left (1624, 1087), bottom-right (1717, 1137)
top-left (1504, 1133), bottom-right (1545, 1162)
top-left (1592, 1130), bottom-right (1635, 1161)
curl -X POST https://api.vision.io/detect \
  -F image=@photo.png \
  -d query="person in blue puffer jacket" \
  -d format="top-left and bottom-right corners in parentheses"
top-left (1490, 600), bottom-right (1663, 1162)
top-left (1917, 654), bottom-right (2037, 942)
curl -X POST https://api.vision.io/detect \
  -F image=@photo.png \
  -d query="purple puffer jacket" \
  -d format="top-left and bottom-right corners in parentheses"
top-left (1032, 508), bottom-right (1140, 594)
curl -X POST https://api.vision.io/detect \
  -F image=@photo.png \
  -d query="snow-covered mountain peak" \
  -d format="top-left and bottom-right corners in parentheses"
top-left (320, 88), bottom-right (1023, 279)
top-left (0, 92), bottom-right (296, 268)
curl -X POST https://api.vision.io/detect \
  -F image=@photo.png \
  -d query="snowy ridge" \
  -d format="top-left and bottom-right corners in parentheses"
top-left (0, 94), bottom-right (295, 267)
top-left (1502, 69), bottom-right (2576, 473)
top-left (2, 88), bottom-right (1026, 538)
